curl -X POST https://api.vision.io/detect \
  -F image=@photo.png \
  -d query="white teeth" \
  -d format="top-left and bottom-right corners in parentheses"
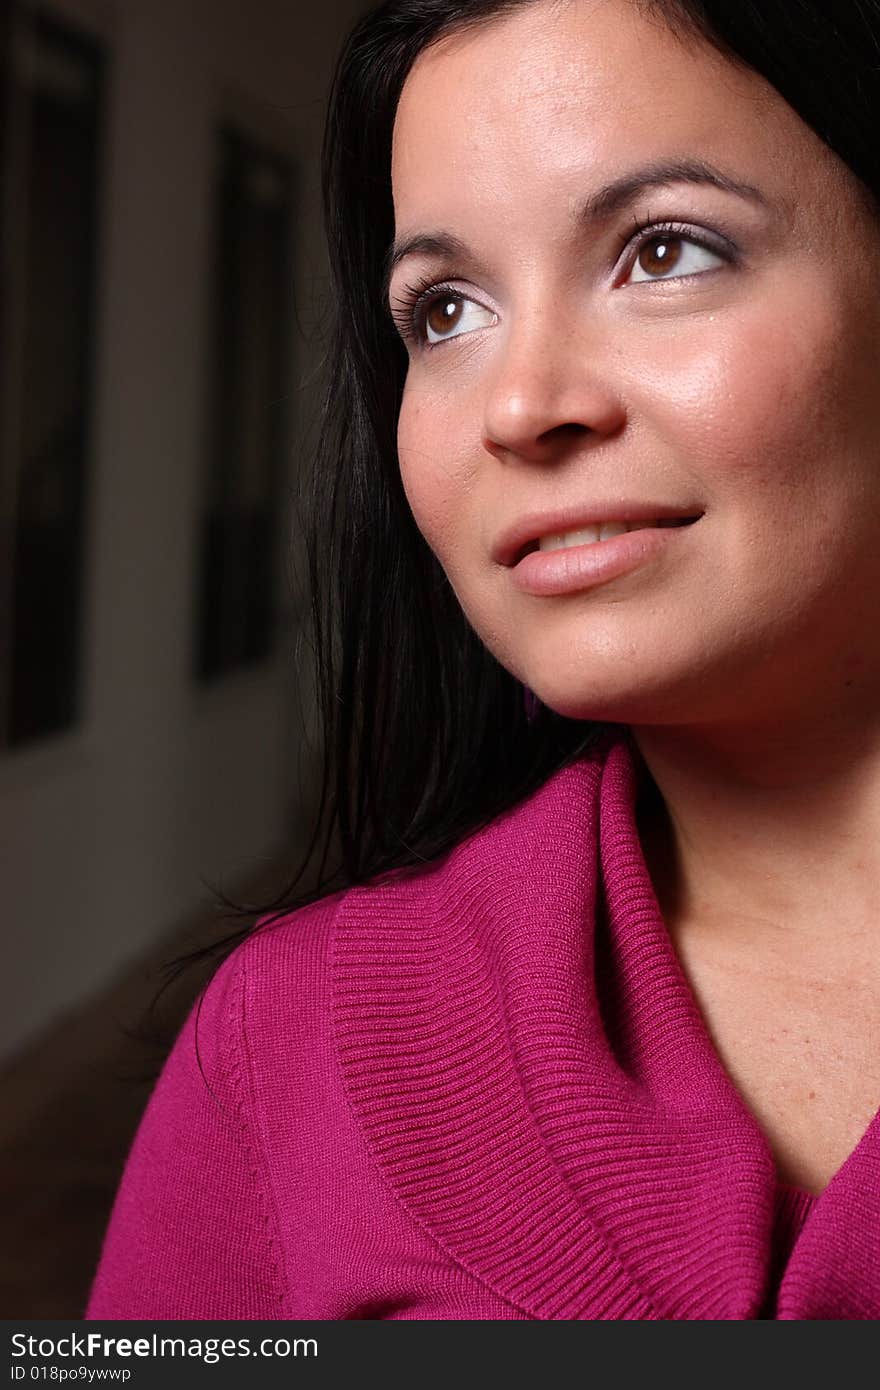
top-left (538, 521), bottom-right (635, 552)
top-left (539, 526), bottom-right (599, 551)
top-left (533, 516), bottom-right (698, 553)
top-left (598, 521), bottom-right (630, 542)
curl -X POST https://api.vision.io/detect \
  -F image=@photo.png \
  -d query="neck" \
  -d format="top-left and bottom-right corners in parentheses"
top-left (629, 716), bottom-right (880, 966)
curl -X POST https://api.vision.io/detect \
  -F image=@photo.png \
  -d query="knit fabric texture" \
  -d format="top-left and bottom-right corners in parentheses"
top-left (85, 725), bottom-right (880, 1319)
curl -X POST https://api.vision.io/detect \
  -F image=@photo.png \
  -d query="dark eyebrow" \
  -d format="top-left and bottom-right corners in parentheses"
top-left (580, 156), bottom-right (768, 223)
top-left (382, 157), bottom-right (768, 307)
top-left (383, 232), bottom-right (475, 310)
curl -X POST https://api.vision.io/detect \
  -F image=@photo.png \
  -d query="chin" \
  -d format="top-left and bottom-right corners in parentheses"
top-left (532, 677), bottom-right (701, 726)
top-left (536, 692), bottom-right (642, 724)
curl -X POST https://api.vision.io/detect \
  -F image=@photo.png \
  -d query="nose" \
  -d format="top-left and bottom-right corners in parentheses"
top-left (481, 311), bottom-right (626, 462)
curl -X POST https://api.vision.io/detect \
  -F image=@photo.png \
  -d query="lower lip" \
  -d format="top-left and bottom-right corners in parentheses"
top-left (510, 522), bottom-right (699, 597)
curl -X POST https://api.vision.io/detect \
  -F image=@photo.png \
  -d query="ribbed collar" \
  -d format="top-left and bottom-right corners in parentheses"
top-left (331, 726), bottom-right (880, 1319)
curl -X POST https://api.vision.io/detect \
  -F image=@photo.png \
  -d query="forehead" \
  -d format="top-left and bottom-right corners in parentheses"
top-left (391, 0), bottom-right (826, 228)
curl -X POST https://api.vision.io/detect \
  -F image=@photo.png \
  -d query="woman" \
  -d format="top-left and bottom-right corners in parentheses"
top-left (86, 0), bottom-right (880, 1319)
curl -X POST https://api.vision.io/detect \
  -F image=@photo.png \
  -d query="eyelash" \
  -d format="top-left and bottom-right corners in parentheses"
top-left (389, 218), bottom-right (735, 349)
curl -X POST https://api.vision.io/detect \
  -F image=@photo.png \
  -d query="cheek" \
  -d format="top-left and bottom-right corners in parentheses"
top-left (396, 386), bottom-right (478, 564)
top-left (397, 395), bottom-right (441, 546)
top-left (631, 284), bottom-right (878, 517)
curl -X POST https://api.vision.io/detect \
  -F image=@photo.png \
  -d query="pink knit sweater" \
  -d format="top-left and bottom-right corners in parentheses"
top-left (86, 725), bottom-right (880, 1319)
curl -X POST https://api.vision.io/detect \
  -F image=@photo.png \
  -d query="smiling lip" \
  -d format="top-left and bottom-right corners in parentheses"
top-left (509, 517), bottom-right (702, 597)
top-left (492, 503), bottom-right (704, 569)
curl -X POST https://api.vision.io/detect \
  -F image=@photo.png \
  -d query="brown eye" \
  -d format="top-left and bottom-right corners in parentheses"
top-left (425, 296), bottom-right (465, 338)
top-left (627, 230), bottom-right (726, 284)
top-left (637, 235), bottom-right (683, 278)
top-left (419, 291), bottom-right (496, 345)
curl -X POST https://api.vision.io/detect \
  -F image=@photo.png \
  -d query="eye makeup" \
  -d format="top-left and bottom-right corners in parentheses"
top-left (388, 214), bottom-right (740, 349)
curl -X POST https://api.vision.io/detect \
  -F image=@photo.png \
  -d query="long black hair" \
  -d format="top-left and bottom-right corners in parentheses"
top-left (164, 0), bottom-right (880, 994)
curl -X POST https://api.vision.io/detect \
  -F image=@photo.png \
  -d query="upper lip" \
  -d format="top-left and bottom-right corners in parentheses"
top-left (493, 502), bottom-right (705, 567)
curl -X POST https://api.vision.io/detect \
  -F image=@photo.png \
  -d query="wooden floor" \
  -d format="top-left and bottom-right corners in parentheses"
top-left (0, 860), bottom-right (302, 1318)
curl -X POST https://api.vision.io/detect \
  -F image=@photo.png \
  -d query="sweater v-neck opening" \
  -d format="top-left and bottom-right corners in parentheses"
top-left (618, 725), bottom-right (873, 1217)
top-left (332, 724), bottom-right (879, 1318)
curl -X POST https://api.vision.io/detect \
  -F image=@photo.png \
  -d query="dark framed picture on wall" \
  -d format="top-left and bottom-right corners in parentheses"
top-left (0, 5), bottom-right (105, 747)
top-left (195, 122), bottom-right (295, 684)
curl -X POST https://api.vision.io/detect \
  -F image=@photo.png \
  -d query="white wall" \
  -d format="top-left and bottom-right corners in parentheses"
top-left (0, 0), bottom-right (366, 1057)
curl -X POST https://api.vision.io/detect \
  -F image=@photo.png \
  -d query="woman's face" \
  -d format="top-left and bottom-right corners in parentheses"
top-left (389, 0), bottom-right (880, 728)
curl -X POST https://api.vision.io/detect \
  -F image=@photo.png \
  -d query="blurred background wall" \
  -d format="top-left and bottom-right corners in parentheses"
top-left (0, 0), bottom-right (367, 1315)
